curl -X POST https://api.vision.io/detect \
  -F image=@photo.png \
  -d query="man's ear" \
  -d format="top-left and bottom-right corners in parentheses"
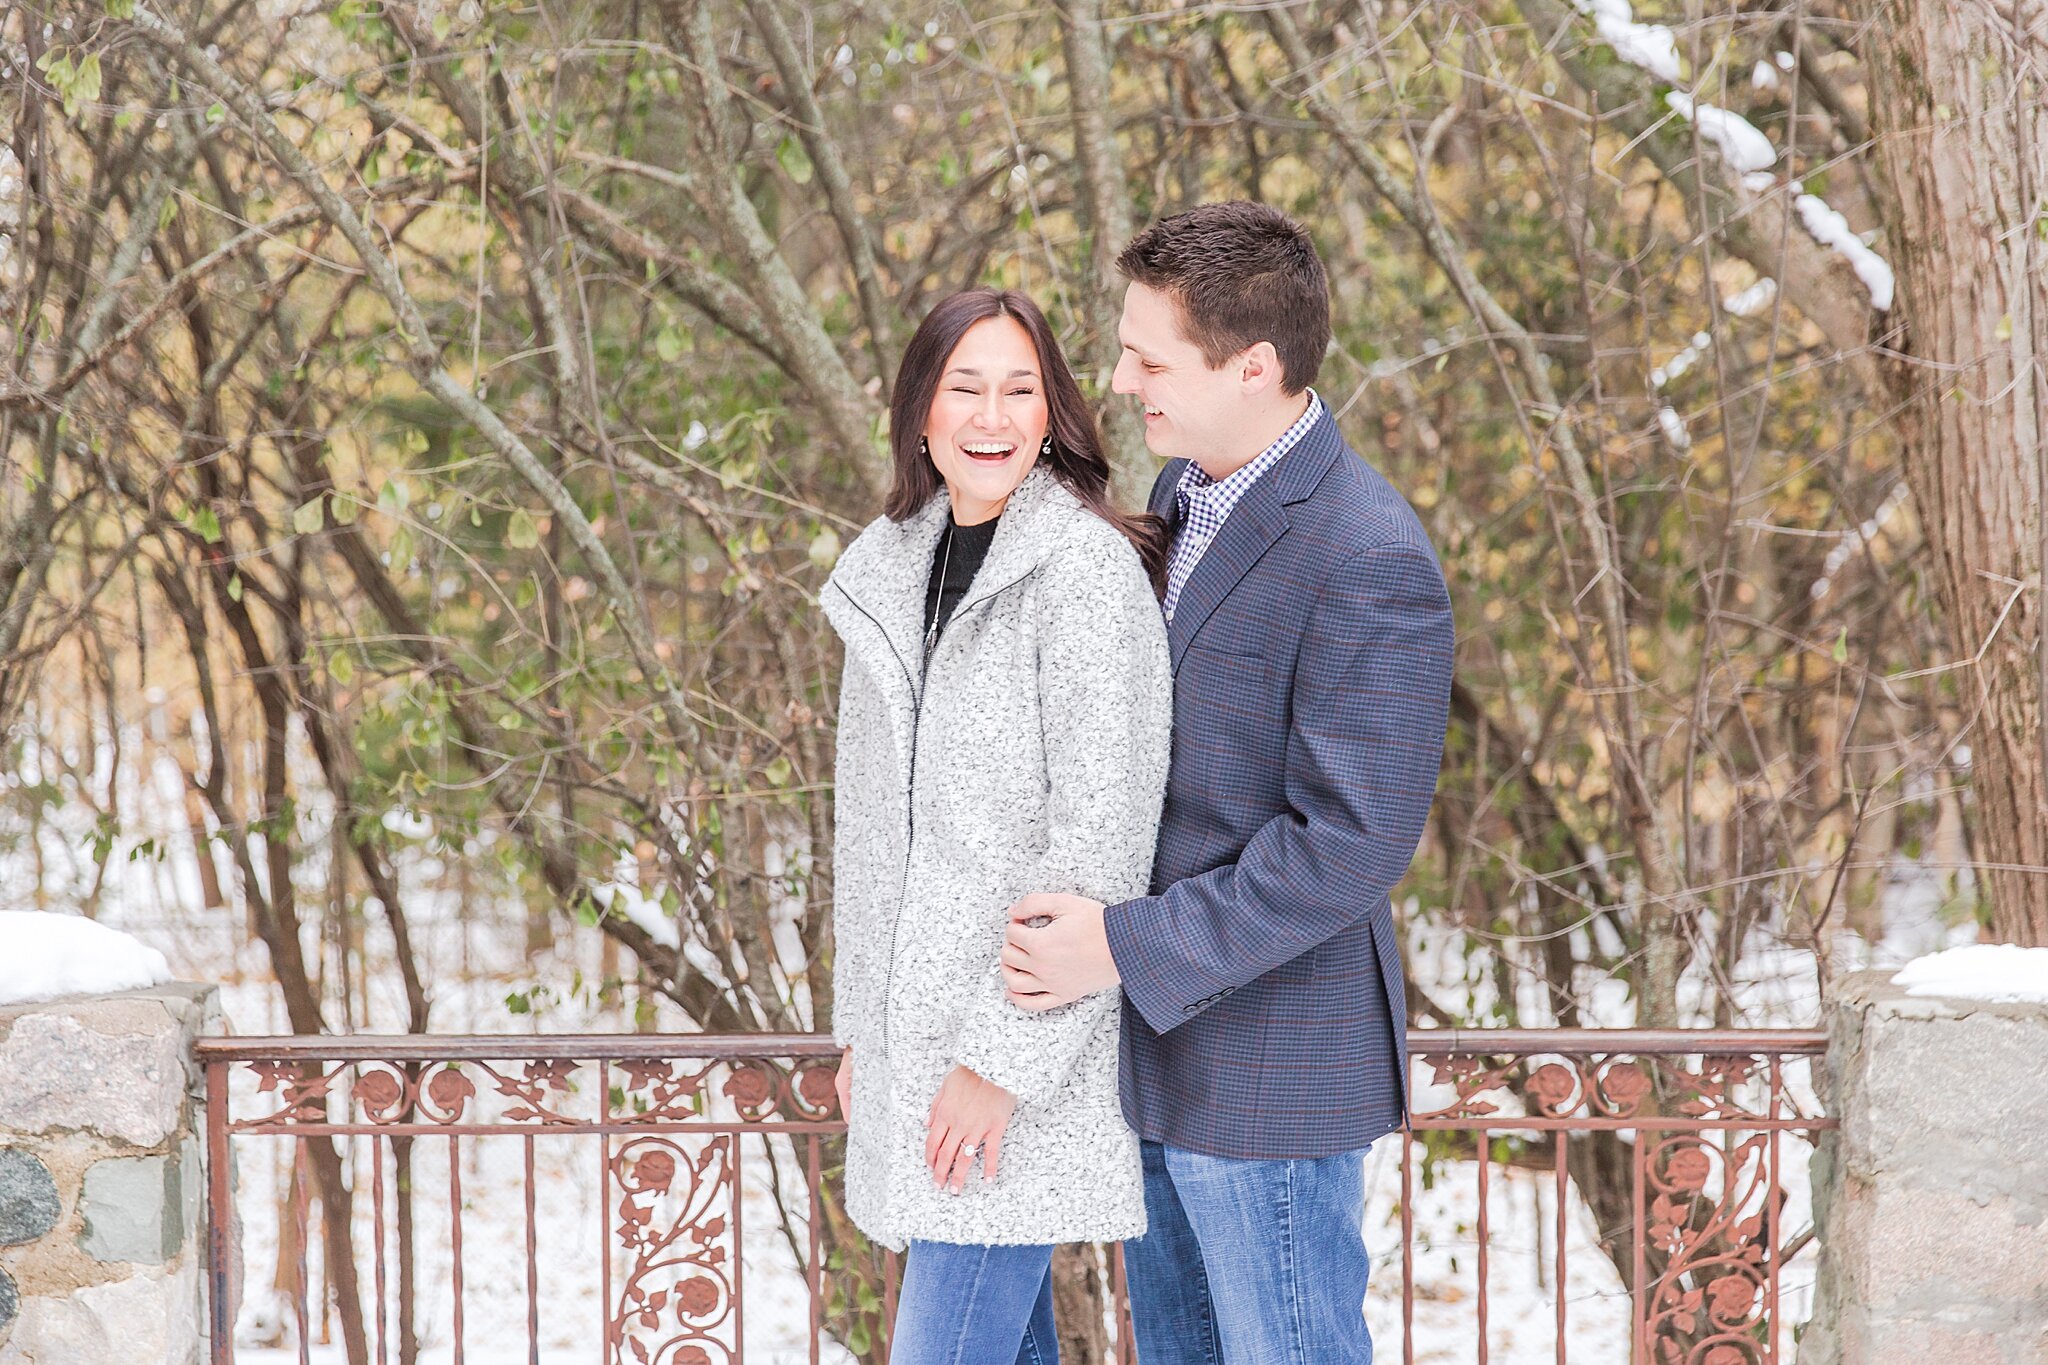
top-left (1238, 341), bottom-right (1283, 397)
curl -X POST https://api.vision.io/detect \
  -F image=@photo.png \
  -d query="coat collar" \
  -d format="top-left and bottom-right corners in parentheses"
top-left (824, 464), bottom-right (1083, 694)
top-left (1165, 406), bottom-right (1345, 672)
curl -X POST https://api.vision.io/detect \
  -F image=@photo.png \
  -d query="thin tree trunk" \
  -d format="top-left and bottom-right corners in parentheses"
top-left (1061, 0), bottom-right (1151, 506)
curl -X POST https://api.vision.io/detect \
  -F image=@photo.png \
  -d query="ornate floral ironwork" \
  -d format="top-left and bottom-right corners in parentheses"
top-left (1404, 1039), bottom-right (1821, 1364)
top-left (1414, 1047), bottom-right (1819, 1127)
top-left (608, 1135), bottom-right (739, 1365)
top-left (205, 1032), bottom-right (1827, 1364)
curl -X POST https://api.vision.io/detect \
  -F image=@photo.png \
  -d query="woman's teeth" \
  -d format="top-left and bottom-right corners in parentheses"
top-left (960, 442), bottom-right (1015, 461)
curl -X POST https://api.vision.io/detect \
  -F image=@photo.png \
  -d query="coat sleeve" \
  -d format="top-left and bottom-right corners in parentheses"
top-left (949, 526), bottom-right (1172, 1106)
top-left (1103, 540), bottom-right (1453, 1034)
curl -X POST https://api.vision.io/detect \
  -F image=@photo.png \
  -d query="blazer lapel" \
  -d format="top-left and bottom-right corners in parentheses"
top-left (1167, 478), bottom-right (1289, 673)
top-left (1149, 459), bottom-right (1189, 525)
top-left (1164, 409), bottom-right (1347, 673)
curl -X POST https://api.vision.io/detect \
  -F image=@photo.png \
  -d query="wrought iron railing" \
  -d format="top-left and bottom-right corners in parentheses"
top-left (198, 1029), bottom-right (1831, 1364)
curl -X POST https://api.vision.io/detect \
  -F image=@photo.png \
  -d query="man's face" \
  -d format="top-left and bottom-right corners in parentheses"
top-left (1110, 281), bottom-right (1245, 467)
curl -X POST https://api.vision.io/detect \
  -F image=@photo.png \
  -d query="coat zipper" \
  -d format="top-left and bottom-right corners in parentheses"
top-left (830, 569), bottom-right (1036, 1065)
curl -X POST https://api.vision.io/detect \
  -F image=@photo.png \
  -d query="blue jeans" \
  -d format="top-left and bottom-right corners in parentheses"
top-left (1123, 1139), bottom-right (1372, 1364)
top-left (892, 1239), bottom-right (1059, 1365)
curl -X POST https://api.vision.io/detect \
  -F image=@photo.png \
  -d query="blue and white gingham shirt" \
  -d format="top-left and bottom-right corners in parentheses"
top-left (1163, 391), bottom-right (1325, 620)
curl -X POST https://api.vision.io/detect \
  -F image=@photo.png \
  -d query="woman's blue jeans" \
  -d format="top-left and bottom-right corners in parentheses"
top-left (891, 1239), bottom-right (1059, 1365)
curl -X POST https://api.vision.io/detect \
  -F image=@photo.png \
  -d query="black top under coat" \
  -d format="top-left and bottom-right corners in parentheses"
top-left (922, 509), bottom-right (1001, 653)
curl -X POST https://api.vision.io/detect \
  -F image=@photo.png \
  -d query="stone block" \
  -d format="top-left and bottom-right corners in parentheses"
top-left (0, 986), bottom-right (212, 1149)
top-left (1811, 971), bottom-right (2048, 1365)
top-left (0, 1149), bottom-right (60, 1247)
top-left (0, 985), bottom-right (215, 1365)
top-left (0, 1260), bottom-right (199, 1365)
top-left (79, 1151), bottom-right (184, 1265)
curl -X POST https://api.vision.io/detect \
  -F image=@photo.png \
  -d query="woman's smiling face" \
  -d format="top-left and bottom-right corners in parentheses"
top-left (922, 315), bottom-right (1048, 524)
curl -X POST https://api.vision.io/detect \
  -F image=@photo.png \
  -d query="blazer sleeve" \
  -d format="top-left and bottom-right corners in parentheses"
top-left (1103, 539), bottom-right (1453, 1035)
top-left (949, 526), bottom-right (1173, 1105)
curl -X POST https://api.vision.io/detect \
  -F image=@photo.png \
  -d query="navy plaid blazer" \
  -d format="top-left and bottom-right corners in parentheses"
top-left (1103, 408), bottom-right (1454, 1158)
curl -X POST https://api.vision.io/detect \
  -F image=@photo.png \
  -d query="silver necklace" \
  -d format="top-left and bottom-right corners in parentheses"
top-left (924, 525), bottom-right (955, 656)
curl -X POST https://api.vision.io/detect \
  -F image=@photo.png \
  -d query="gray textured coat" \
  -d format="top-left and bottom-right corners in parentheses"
top-left (821, 465), bottom-right (1172, 1251)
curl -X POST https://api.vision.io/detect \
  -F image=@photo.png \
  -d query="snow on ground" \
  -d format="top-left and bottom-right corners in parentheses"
top-left (1892, 944), bottom-right (2048, 1004)
top-left (0, 909), bottom-right (172, 1005)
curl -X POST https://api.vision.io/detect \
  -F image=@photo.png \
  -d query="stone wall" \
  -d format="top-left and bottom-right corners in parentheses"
top-left (0, 984), bottom-right (218, 1365)
top-left (1807, 970), bottom-right (2048, 1364)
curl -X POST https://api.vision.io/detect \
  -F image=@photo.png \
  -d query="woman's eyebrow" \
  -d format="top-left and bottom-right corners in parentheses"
top-left (946, 367), bottom-right (1040, 379)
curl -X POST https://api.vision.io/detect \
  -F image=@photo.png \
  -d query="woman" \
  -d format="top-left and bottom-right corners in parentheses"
top-left (822, 288), bottom-right (1172, 1362)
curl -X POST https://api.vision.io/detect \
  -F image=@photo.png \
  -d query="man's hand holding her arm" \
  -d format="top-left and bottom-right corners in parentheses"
top-left (1002, 893), bottom-right (1119, 1009)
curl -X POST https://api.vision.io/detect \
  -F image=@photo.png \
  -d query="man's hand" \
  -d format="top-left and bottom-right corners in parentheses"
top-left (1001, 893), bottom-right (1120, 1011)
top-left (925, 1065), bottom-right (1015, 1193)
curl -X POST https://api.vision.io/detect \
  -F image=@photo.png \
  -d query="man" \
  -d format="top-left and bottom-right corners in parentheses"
top-left (1002, 202), bottom-right (1455, 1361)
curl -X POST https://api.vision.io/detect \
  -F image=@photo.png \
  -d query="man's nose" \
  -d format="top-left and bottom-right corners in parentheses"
top-left (1111, 353), bottom-right (1138, 395)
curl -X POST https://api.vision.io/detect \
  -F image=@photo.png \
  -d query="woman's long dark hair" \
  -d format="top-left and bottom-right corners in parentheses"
top-left (887, 289), bottom-right (1170, 595)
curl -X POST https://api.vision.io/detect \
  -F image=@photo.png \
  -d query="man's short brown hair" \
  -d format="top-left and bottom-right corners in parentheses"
top-left (1115, 201), bottom-right (1331, 395)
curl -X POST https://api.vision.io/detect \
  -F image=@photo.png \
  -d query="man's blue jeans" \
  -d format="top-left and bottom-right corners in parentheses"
top-left (1123, 1138), bottom-right (1373, 1363)
top-left (892, 1239), bottom-right (1058, 1364)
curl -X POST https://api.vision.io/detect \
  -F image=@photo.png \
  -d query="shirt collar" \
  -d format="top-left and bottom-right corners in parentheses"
top-left (1176, 389), bottom-right (1325, 505)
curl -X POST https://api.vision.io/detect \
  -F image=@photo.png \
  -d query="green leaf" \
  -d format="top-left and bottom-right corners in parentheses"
top-left (514, 577), bottom-right (538, 609)
top-left (74, 52), bottom-right (102, 106)
top-left (330, 493), bottom-right (360, 525)
top-left (655, 325), bottom-right (684, 363)
top-left (105, 0), bottom-right (137, 17)
top-left (329, 649), bottom-right (355, 686)
top-left (205, 101), bottom-right (226, 125)
top-left (807, 527), bottom-right (841, 569)
top-left (186, 503), bottom-right (222, 544)
top-left (293, 499), bottom-right (325, 535)
top-left (776, 135), bottom-right (814, 186)
top-left (507, 508), bottom-right (541, 549)
top-left (226, 573), bottom-right (242, 602)
top-left (1831, 628), bottom-right (1849, 664)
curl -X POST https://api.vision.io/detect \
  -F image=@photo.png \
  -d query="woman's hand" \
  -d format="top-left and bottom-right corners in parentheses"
top-left (834, 1045), bottom-right (853, 1122)
top-left (924, 1065), bottom-right (1016, 1193)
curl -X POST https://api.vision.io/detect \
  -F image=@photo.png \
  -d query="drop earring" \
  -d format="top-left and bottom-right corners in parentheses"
top-left (1040, 436), bottom-right (1053, 456)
